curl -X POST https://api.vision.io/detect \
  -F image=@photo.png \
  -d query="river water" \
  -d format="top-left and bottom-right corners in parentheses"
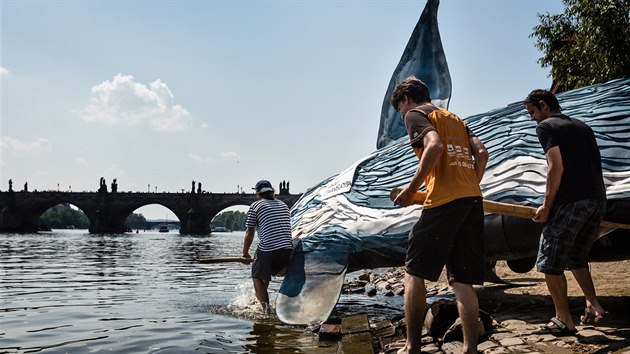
top-left (0, 230), bottom-right (403, 353)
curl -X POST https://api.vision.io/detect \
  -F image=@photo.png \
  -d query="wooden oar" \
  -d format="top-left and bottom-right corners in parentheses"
top-left (390, 187), bottom-right (630, 230)
top-left (198, 257), bottom-right (253, 264)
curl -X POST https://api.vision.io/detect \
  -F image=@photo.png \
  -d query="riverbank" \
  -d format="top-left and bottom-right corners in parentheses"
top-left (340, 260), bottom-right (630, 353)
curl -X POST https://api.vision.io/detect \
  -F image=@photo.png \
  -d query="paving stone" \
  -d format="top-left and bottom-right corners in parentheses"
top-left (499, 337), bottom-right (525, 347)
top-left (441, 341), bottom-right (463, 354)
top-left (506, 344), bottom-right (533, 353)
top-left (421, 335), bottom-right (434, 344)
top-left (501, 320), bottom-right (527, 327)
top-left (341, 312), bottom-right (370, 334)
top-left (372, 318), bottom-right (396, 338)
top-left (340, 332), bottom-right (373, 354)
top-left (421, 344), bottom-right (441, 353)
top-left (489, 332), bottom-right (514, 341)
top-left (376, 280), bottom-right (390, 291)
top-left (578, 328), bottom-right (614, 344)
top-left (552, 340), bottom-right (571, 348)
top-left (521, 334), bottom-right (543, 343)
top-left (482, 346), bottom-right (511, 354)
top-left (537, 334), bottom-right (557, 342)
top-left (319, 323), bottom-right (342, 340)
top-left (477, 340), bottom-right (499, 351)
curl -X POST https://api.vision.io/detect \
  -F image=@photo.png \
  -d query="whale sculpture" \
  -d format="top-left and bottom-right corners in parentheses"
top-left (276, 0), bottom-right (630, 325)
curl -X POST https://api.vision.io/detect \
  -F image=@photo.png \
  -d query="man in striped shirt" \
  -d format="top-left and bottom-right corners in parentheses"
top-left (242, 180), bottom-right (294, 314)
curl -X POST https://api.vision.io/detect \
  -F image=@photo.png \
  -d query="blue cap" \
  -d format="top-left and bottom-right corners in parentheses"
top-left (254, 180), bottom-right (273, 193)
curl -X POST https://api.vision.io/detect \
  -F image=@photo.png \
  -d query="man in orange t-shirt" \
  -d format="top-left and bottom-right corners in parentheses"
top-left (392, 76), bottom-right (488, 354)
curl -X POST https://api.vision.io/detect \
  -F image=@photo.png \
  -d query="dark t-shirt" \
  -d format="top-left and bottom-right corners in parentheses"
top-left (535, 114), bottom-right (606, 204)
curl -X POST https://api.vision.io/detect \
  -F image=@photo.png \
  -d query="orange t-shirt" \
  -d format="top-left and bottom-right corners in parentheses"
top-left (405, 104), bottom-right (482, 209)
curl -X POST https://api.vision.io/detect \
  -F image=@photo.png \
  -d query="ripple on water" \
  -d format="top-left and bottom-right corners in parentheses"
top-left (1, 231), bottom-right (359, 353)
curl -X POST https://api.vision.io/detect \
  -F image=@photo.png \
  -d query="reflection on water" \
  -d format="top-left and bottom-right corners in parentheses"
top-left (0, 230), bottom-right (402, 353)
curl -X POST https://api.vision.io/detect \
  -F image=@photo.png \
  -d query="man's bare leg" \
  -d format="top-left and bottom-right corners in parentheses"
top-left (398, 273), bottom-right (426, 354)
top-left (451, 282), bottom-right (479, 354)
top-left (571, 267), bottom-right (606, 316)
top-left (545, 273), bottom-right (575, 330)
top-left (252, 278), bottom-right (270, 312)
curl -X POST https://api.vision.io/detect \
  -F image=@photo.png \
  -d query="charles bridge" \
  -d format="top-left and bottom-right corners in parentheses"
top-left (0, 186), bottom-right (302, 234)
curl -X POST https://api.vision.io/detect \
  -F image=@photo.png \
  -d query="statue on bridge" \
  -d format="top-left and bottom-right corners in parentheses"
top-left (191, 180), bottom-right (195, 194)
top-left (98, 177), bottom-right (108, 193)
top-left (111, 179), bottom-right (118, 193)
top-left (197, 182), bottom-right (202, 194)
top-left (24, 182), bottom-right (28, 192)
top-left (279, 180), bottom-right (290, 195)
top-left (8, 179), bottom-right (13, 192)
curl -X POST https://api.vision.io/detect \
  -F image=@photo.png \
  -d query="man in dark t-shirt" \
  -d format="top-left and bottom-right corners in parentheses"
top-left (525, 89), bottom-right (607, 336)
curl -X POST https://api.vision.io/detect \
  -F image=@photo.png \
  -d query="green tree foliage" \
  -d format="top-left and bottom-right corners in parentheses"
top-left (531, 0), bottom-right (630, 90)
top-left (211, 210), bottom-right (247, 231)
top-left (125, 213), bottom-right (148, 229)
top-left (39, 204), bottom-right (148, 230)
top-left (39, 204), bottom-right (90, 229)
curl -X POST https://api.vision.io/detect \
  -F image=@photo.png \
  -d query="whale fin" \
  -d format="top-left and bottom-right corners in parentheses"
top-left (376, 0), bottom-right (452, 149)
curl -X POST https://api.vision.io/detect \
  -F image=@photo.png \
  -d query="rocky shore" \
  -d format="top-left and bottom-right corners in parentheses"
top-left (323, 260), bottom-right (630, 353)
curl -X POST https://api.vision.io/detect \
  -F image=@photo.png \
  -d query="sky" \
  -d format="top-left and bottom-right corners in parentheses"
top-left (1, 0), bottom-right (565, 219)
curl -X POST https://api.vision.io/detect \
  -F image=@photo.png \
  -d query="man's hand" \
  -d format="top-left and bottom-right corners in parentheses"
top-left (241, 252), bottom-right (252, 264)
top-left (532, 205), bottom-right (550, 223)
top-left (393, 188), bottom-right (415, 207)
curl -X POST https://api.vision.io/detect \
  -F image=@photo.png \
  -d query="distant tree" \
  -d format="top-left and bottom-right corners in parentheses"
top-left (125, 213), bottom-right (148, 229)
top-left (211, 210), bottom-right (247, 231)
top-left (39, 204), bottom-right (147, 230)
top-left (39, 204), bottom-right (90, 229)
top-left (531, 0), bottom-right (630, 91)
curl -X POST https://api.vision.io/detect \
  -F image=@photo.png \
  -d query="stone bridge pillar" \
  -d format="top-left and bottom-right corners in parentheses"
top-left (179, 208), bottom-right (211, 235)
top-left (86, 194), bottom-right (128, 234)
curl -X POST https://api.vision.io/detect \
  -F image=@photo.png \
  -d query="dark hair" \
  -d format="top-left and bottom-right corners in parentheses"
top-left (524, 89), bottom-right (560, 111)
top-left (391, 76), bottom-right (431, 110)
top-left (258, 190), bottom-right (275, 200)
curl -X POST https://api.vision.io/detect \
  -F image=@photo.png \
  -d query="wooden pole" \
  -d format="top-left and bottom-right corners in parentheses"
top-left (390, 188), bottom-right (630, 230)
top-left (198, 257), bottom-right (253, 264)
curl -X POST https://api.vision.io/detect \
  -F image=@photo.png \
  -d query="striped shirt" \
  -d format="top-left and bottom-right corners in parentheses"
top-left (246, 198), bottom-right (293, 252)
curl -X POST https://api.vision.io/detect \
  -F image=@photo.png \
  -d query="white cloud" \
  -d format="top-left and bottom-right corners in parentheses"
top-left (188, 151), bottom-right (241, 164)
top-left (77, 73), bottom-right (192, 132)
top-left (188, 153), bottom-right (205, 163)
top-left (220, 151), bottom-right (241, 160)
top-left (0, 136), bottom-right (52, 154)
top-left (200, 122), bottom-right (208, 129)
top-left (74, 157), bottom-right (91, 169)
top-left (0, 67), bottom-right (9, 76)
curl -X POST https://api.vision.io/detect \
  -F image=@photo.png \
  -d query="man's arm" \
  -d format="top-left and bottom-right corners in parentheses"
top-left (533, 146), bottom-right (563, 223)
top-left (242, 226), bottom-right (256, 258)
top-left (394, 130), bottom-right (444, 207)
top-left (468, 135), bottom-right (488, 183)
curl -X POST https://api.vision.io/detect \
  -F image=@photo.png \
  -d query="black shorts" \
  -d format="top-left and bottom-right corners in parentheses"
top-left (405, 197), bottom-right (485, 285)
top-left (251, 248), bottom-right (293, 281)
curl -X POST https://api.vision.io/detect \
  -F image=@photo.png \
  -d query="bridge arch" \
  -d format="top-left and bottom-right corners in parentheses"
top-left (37, 202), bottom-right (91, 231)
top-left (123, 202), bottom-right (180, 230)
